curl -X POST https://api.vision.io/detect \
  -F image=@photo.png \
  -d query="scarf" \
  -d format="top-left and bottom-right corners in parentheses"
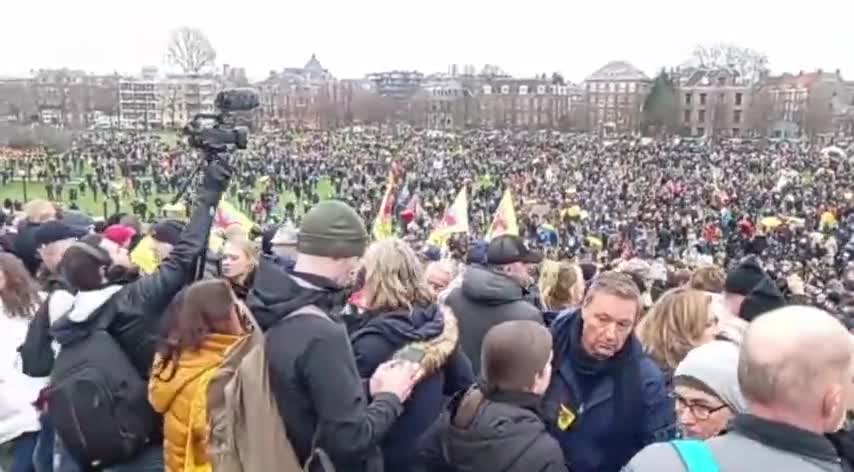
top-left (565, 311), bottom-right (644, 437)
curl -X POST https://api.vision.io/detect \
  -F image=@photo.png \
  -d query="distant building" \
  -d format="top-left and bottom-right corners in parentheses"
top-left (119, 67), bottom-right (160, 129)
top-left (583, 61), bottom-right (651, 133)
top-left (415, 75), bottom-right (469, 129)
top-left (471, 77), bottom-right (573, 129)
top-left (366, 71), bottom-right (424, 100)
top-left (257, 54), bottom-right (341, 128)
top-left (673, 66), bottom-right (752, 137)
top-left (755, 69), bottom-right (849, 140)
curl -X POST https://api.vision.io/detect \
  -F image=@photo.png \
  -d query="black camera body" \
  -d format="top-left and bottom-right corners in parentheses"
top-left (183, 88), bottom-right (259, 155)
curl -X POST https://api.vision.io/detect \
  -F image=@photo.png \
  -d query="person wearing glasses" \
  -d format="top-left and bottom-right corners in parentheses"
top-left (671, 340), bottom-right (747, 439)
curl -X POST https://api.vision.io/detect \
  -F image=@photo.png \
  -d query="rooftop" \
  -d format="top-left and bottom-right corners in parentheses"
top-left (586, 61), bottom-right (649, 82)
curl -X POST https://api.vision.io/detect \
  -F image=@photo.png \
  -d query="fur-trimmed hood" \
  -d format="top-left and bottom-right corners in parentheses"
top-left (350, 303), bottom-right (460, 376)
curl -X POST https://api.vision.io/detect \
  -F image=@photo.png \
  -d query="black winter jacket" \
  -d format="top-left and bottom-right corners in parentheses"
top-left (19, 184), bottom-right (224, 378)
top-left (444, 266), bottom-right (543, 374)
top-left (247, 258), bottom-right (403, 472)
top-left (419, 387), bottom-right (567, 472)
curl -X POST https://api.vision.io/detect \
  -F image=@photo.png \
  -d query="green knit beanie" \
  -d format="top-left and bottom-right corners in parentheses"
top-left (298, 200), bottom-right (368, 258)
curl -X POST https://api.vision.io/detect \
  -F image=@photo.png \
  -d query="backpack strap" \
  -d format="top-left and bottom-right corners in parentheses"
top-left (671, 439), bottom-right (720, 472)
top-left (289, 305), bottom-right (330, 322)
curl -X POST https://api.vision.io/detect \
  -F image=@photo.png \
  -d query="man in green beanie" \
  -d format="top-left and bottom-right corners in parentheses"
top-left (246, 200), bottom-right (422, 472)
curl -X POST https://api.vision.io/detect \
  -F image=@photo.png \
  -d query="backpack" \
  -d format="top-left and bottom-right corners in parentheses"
top-left (47, 301), bottom-right (158, 469)
top-left (671, 439), bottom-right (720, 472)
top-left (207, 304), bottom-right (335, 472)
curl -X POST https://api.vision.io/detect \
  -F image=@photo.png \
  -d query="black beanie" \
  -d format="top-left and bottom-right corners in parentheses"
top-left (298, 201), bottom-right (368, 259)
top-left (724, 259), bottom-right (766, 296)
top-left (151, 219), bottom-right (185, 246)
top-left (738, 277), bottom-right (786, 322)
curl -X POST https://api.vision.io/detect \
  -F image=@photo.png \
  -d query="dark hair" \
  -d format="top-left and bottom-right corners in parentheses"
top-left (60, 240), bottom-right (111, 291)
top-left (154, 279), bottom-right (237, 381)
top-left (0, 253), bottom-right (41, 318)
top-left (79, 234), bottom-right (141, 284)
top-left (481, 320), bottom-right (552, 392)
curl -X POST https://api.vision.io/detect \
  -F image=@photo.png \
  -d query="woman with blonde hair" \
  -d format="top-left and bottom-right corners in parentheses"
top-left (637, 287), bottom-right (720, 380)
top-left (538, 260), bottom-right (583, 312)
top-left (349, 238), bottom-right (474, 472)
top-left (220, 236), bottom-right (259, 300)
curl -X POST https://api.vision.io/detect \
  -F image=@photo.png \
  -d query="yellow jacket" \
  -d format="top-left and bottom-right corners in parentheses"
top-left (149, 334), bottom-right (242, 472)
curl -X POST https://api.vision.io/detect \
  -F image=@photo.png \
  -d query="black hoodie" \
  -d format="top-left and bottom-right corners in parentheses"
top-left (444, 266), bottom-right (543, 375)
top-left (246, 256), bottom-right (404, 472)
top-left (418, 387), bottom-right (567, 472)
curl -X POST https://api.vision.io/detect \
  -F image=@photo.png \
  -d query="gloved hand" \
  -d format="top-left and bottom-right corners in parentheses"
top-left (202, 160), bottom-right (233, 195)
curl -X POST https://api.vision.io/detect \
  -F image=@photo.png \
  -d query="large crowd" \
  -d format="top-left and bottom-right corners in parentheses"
top-left (0, 128), bottom-right (853, 472)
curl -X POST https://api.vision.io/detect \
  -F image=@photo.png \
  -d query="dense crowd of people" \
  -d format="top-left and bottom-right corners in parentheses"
top-left (0, 128), bottom-right (853, 471)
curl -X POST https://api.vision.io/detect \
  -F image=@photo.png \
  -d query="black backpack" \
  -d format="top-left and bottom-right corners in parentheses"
top-left (47, 301), bottom-right (158, 469)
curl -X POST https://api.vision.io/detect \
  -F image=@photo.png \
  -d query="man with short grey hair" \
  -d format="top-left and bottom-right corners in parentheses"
top-left (623, 305), bottom-right (854, 472)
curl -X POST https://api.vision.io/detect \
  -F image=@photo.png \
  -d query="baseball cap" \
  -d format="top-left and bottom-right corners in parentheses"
top-left (34, 221), bottom-right (88, 247)
top-left (486, 235), bottom-right (543, 265)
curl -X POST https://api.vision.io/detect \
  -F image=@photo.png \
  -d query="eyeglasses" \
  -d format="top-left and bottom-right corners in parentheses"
top-left (674, 395), bottom-right (728, 420)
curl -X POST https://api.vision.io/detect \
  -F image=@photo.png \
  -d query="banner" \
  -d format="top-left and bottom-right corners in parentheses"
top-left (486, 189), bottom-right (519, 240)
top-left (428, 187), bottom-right (469, 247)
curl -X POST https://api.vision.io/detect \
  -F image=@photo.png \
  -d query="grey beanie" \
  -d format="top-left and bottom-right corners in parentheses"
top-left (298, 200), bottom-right (368, 259)
top-left (674, 340), bottom-right (749, 414)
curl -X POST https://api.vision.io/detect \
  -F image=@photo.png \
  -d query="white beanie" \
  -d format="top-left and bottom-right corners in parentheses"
top-left (674, 340), bottom-right (749, 414)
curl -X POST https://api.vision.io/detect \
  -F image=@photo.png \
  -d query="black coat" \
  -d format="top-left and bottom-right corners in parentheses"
top-left (349, 305), bottom-right (474, 471)
top-left (247, 260), bottom-right (403, 472)
top-left (20, 187), bottom-right (222, 378)
top-left (444, 266), bottom-right (543, 374)
top-left (419, 388), bottom-right (567, 472)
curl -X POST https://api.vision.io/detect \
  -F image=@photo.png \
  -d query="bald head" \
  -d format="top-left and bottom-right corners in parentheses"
top-left (739, 306), bottom-right (853, 432)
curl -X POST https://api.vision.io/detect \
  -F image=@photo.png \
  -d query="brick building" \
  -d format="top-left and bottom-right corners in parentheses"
top-left (753, 69), bottom-right (849, 140)
top-left (583, 61), bottom-right (651, 133)
top-left (674, 66), bottom-right (752, 137)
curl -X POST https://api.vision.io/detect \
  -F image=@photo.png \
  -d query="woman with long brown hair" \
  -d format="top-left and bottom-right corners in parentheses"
top-left (0, 253), bottom-right (46, 472)
top-left (148, 279), bottom-right (246, 472)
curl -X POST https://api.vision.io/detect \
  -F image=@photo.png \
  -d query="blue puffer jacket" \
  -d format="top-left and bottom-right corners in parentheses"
top-left (349, 304), bottom-right (474, 472)
top-left (543, 309), bottom-right (677, 472)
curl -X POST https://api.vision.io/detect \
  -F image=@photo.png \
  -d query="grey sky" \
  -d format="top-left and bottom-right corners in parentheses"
top-left (3, 0), bottom-right (852, 82)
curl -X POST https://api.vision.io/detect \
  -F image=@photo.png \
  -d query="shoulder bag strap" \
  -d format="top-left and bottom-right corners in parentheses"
top-left (671, 439), bottom-right (720, 472)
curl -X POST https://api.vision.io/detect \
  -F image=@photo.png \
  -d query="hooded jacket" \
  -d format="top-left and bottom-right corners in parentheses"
top-left (349, 304), bottom-right (475, 471)
top-left (246, 257), bottom-right (404, 472)
top-left (148, 333), bottom-right (242, 472)
top-left (418, 387), bottom-right (567, 472)
top-left (444, 266), bottom-right (543, 374)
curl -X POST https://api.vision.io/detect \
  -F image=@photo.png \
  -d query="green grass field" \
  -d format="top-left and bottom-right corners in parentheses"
top-left (0, 177), bottom-right (336, 220)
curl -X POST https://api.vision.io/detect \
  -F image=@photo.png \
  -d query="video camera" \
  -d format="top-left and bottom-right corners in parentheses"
top-left (183, 88), bottom-right (259, 155)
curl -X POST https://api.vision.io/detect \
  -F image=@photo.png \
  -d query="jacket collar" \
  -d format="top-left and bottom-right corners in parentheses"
top-left (731, 414), bottom-right (841, 464)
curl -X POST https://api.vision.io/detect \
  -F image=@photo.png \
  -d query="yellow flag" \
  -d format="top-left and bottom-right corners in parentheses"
top-left (372, 170), bottom-right (397, 241)
top-left (130, 235), bottom-right (159, 274)
top-left (486, 189), bottom-right (519, 241)
top-left (428, 187), bottom-right (469, 247)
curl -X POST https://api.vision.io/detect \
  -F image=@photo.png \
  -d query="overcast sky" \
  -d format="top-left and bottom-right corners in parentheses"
top-left (3, 0), bottom-right (852, 83)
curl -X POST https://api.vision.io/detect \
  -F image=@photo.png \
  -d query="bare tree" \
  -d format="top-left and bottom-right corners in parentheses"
top-left (166, 27), bottom-right (217, 75)
top-left (692, 43), bottom-right (768, 84)
top-left (746, 87), bottom-right (774, 137)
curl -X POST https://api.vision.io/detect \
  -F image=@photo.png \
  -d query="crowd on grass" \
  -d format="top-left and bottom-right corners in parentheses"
top-left (0, 129), bottom-right (854, 471)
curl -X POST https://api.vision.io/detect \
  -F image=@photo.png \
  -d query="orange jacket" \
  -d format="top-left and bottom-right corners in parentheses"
top-left (149, 334), bottom-right (242, 472)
